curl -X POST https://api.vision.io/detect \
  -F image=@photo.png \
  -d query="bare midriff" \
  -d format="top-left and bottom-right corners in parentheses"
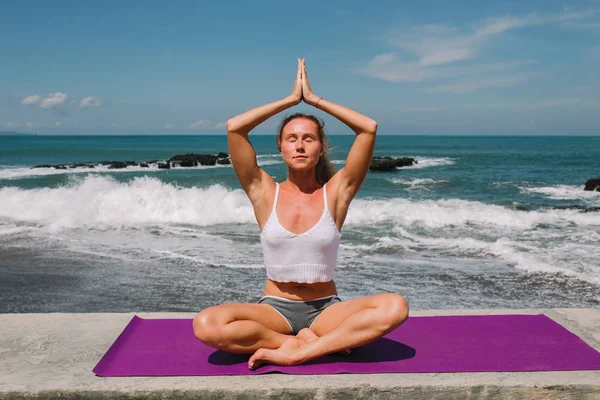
top-left (262, 279), bottom-right (337, 301)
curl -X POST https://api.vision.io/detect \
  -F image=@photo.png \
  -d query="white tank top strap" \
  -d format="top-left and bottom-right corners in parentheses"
top-left (323, 183), bottom-right (328, 213)
top-left (272, 182), bottom-right (280, 214)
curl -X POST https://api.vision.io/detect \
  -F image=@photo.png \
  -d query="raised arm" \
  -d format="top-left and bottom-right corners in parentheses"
top-left (226, 59), bottom-right (303, 200)
top-left (300, 59), bottom-right (377, 203)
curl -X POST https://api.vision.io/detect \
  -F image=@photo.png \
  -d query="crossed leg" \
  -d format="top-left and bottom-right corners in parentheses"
top-left (248, 293), bottom-right (409, 369)
top-left (193, 303), bottom-right (297, 354)
top-left (193, 293), bottom-right (409, 369)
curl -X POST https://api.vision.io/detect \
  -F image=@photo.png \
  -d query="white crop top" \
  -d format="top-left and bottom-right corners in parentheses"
top-left (260, 183), bottom-right (341, 283)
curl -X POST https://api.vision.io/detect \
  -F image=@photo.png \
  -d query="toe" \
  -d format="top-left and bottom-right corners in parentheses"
top-left (248, 349), bottom-right (265, 369)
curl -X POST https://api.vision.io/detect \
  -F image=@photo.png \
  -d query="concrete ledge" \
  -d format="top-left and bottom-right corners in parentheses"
top-left (1, 308), bottom-right (599, 399)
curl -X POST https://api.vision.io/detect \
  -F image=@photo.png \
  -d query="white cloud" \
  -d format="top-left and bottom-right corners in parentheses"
top-left (55, 121), bottom-right (62, 127)
top-left (419, 48), bottom-right (474, 67)
top-left (359, 9), bottom-right (595, 91)
top-left (20, 93), bottom-right (68, 109)
top-left (4, 122), bottom-right (20, 128)
top-left (475, 11), bottom-right (595, 36)
top-left (39, 92), bottom-right (68, 109)
top-left (371, 53), bottom-right (397, 65)
top-left (424, 74), bottom-right (532, 93)
top-left (25, 121), bottom-right (40, 128)
top-left (80, 96), bottom-right (102, 108)
top-left (359, 58), bottom-right (531, 83)
top-left (21, 95), bottom-right (41, 105)
top-left (164, 124), bottom-right (173, 129)
top-left (215, 122), bottom-right (227, 129)
top-left (189, 119), bottom-right (211, 128)
top-left (468, 98), bottom-right (600, 110)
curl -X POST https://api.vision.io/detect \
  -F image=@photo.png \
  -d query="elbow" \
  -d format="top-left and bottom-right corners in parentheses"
top-left (226, 119), bottom-right (237, 133)
top-left (226, 119), bottom-right (249, 135)
top-left (367, 121), bottom-right (378, 134)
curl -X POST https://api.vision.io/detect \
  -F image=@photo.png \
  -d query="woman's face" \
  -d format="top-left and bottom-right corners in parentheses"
top-left (280, 118), bottom-right (322, 171)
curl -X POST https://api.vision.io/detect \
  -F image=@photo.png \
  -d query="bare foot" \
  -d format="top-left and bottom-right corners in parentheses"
top-left (297, 328), bottom-right (351, 355)
top-left (296, 328), bottom-right (318, 344)
top-left (248, 337), bottom-right (303, 369)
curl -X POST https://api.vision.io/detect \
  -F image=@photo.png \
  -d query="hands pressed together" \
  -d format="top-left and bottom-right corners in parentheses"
top-left (291, 58), bottom-right (321, 107)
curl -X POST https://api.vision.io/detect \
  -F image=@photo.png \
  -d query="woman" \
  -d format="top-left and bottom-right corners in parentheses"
top-left (193, 58), bottom-right (409, 369)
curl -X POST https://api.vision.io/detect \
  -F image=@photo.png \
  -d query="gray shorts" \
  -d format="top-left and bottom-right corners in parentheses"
top-left (258, 294), bottom-right (342, 335)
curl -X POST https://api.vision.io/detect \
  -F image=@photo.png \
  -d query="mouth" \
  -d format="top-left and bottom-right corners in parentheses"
top-left (293, 156), bottom-right (308, 159)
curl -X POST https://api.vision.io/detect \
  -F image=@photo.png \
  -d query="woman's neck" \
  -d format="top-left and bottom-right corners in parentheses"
top-left (284, 170), bottom-right (321, 193)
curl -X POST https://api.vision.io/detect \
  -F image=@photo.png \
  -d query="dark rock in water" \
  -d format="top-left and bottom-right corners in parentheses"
top-left (200, 155), bottom-right (218, 166)
top-left (396, 157), bottom-right (417, 167)
top-left (33, 163), bottom-right (93, 169)
top-left (584, 178), bottom-right (600, 192)
top-left (370, 156), bottom-right (417, 171)
top-left (29, 153), bottom-right (230, 170)
top-left (109, 162), bottom-right (127, 169)
top-left (370, 158), bottom-right (397, 171)
top-left (109, 162), bottom-right (124, 169)
top-left (169, 153), bottom-right (230, 167)
top-left (108, 161), bottom-right (138, 169)
top-left (169, 153), bottom-right (202, 164)
top-left (108, 161), bottom-right (139, 169)
top-left (551, 205), bottom-right (600, 213)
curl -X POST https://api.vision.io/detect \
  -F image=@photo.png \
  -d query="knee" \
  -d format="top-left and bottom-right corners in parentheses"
top-left (193, 308), bottom-right (223, 346)
top-left (380, 293), bottom-right (409, 331)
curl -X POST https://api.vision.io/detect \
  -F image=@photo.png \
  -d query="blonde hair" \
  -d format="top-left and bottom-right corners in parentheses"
top-left (276, 113), bottom-right (336, 185)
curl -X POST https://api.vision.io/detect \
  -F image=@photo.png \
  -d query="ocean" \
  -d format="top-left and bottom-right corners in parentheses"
top-left (1, 134), bottom-right (599, 313)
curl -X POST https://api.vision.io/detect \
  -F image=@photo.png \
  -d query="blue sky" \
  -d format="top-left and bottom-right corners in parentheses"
top-left (1, 0), bottom-right (599, 135)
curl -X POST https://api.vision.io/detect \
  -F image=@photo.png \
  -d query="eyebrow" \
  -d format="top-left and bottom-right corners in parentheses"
top-left (286, 132), bottom-right (317, 137)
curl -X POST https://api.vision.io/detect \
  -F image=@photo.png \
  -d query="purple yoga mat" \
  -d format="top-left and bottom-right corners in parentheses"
top-left (93, 314), bottom-right (600, 376)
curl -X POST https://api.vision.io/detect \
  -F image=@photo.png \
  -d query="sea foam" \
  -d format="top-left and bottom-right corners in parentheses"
top-left (2, 175), bottom-right (599, 231)
top-left (519, 184), bottom-right (600, 203)
top-left (0, 175), bottom-right (255, 230)
top-left (1, 174), bottom-right (599, 286)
